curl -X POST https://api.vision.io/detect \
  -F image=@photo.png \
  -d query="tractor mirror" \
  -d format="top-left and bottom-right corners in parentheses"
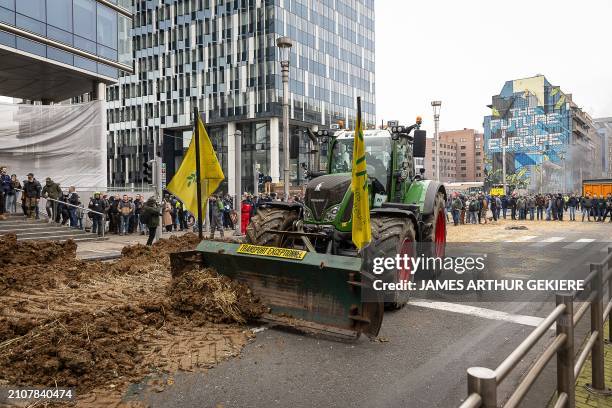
top-left (413, 129), bottom-right (426, 158)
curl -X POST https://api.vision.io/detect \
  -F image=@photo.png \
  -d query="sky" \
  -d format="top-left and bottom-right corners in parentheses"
top-left (374, 0), bottom-right (612, 136)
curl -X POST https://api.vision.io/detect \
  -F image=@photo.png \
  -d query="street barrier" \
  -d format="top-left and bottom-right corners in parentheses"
top-left (459, 247), bottom-right (612, 408)
top-left (13, 189), bottom-right (106, 238)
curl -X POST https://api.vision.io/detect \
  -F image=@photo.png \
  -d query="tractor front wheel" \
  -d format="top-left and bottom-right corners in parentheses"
top-left (369, 215), bottom-right (417, 310)
top-left (245, 206), bottom-right (300, 247)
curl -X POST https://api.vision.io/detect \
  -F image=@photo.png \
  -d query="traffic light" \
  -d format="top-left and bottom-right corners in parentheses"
top-left (143, 160), bottom-right (153, 184)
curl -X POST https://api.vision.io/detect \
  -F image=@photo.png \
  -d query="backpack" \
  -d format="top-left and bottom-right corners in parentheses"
top-left (469, 201), bottom-right (478, 212)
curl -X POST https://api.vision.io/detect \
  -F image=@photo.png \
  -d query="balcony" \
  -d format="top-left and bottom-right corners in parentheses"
top-left (572, 121), bottom-right (589, 139)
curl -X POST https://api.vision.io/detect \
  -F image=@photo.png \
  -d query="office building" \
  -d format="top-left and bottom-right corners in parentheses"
top-left (424, 129), bottom-right (484, 183)
top-left (0, 0), bottom-right (133, 190)
top-left (483, 75), bottom-right (601, 193)
top-left (0, 0), bottom-right (132, 102)
top-left (106, 0), bottom-right (376, 194)
top-left (594, 117), bottom-right (612, 178)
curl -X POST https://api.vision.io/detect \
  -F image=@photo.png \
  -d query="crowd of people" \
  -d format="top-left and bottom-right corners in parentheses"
top-left (447, 192), bottom-right (612, 226)
top-left (0, 165), bottom-right (305, 246)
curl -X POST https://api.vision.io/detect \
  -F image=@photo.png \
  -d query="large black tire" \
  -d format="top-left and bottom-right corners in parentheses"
top-left (418, 192), bottom-right (447, 279)
top-left (369, 215), bottom-right (417, 310)
top-left (245, 207), bottom-right (299, 247)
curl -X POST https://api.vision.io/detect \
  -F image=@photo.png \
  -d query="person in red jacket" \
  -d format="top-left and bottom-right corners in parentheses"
top-left (241, 194), bottom-right (253, 235)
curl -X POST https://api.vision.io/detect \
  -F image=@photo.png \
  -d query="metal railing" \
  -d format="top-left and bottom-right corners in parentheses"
top-left (14, 189), bottom-right (106, 238)
top-left (460, 247), bottom-right (612, 408)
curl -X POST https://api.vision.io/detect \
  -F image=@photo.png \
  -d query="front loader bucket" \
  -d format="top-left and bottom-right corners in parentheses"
top-left (170, 241), bottom-right (383, 340)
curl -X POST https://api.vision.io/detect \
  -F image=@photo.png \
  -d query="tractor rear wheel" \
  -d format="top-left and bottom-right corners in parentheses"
top-left (369, 215), bottom-right (416, 310)
top-left (419, 192), bottom-right (447, 279)
top-left (245, 207), bottom-right (299, 247)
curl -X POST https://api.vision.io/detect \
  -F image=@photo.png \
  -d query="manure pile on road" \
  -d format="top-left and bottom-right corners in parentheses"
top-left (0, 233), bottom-right (266, 406)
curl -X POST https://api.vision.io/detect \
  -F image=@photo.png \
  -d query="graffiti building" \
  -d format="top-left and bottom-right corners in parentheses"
top-left (483, 75), bottom-right (602, 193)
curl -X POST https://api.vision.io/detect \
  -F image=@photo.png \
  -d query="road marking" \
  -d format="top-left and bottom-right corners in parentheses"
top-left (409, 300), bottom-right (548, 328)
top-left (533, 236), bottom-right (564, 247)
top-left (504, 235), bottom-right (538, 243)
top-left (563, 238), bottom-right (596, 250)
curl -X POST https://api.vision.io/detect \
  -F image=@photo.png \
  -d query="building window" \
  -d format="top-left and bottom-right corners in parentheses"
top-left (16, 0), bottom-right (45, 22)
top-left (97, 3), bottom-right (117, 49)
top-left (47, 0), bottom-right (72, 31)
top-left (460, 146), bottom-right (466, 149)
top-left (74, 0), bottom-right (96, 41)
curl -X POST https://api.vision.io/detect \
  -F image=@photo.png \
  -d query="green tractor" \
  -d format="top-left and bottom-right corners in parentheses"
top-left (170, 120), bottom-right (446, 340)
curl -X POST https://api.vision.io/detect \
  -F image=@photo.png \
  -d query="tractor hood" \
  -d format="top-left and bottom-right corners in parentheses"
top-left (304, 174), bottom-right (352, 221)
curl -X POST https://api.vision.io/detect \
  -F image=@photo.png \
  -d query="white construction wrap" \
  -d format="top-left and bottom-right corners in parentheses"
top-left (0, 101), bottom-right (107, 190)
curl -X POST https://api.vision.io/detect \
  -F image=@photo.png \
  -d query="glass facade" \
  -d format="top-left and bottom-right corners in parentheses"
top-left (0, 0), bottom-right (132, 79)
top-left (106, 0), bottom-right (375, 190)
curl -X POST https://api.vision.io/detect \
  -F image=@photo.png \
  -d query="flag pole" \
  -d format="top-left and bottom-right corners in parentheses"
top-left (193, 107), bottom-right (204, 239)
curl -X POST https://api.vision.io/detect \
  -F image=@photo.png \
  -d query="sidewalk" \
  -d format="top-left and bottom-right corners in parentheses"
top-left (77, 230), bottom-right (190, 260)
top-left (574, 320), bottom-right (612, 408)
top-left (76, 229), bottom-right (245, 260)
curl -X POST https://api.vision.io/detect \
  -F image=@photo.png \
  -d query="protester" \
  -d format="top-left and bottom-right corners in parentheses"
top-left (451, 193), bottom-right (462, 226)
top-left (0, 166), bottom-right (10, 220)
top-left (162, 197), bottom-right (173, 233)
top-left (141, 197), bottom-right (160, 246)
top-left (22, 173), bottom-right (41, 219)
top-left (88, 192), bottom-right (106, 236)
top-left (118, 194), bottom-right (134, 235)
top-left (241, 194), bottom-right (253, 234)
top-left (209, 195), bottom-right (224, 239)
top-left (5, 174), bottom-right (20, 214)
top-left (66, 186), bottom-right (80, 227)
top-left (42, 177), bottom-right (62, 222)
top-left (567, 194), bottom-right (578, 221)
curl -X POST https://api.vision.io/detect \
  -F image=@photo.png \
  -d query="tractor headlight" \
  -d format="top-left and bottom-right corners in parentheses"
top-left (323, 205), bottom-right (341, 222)
top-left (303, 206), bottom-right (313, 220)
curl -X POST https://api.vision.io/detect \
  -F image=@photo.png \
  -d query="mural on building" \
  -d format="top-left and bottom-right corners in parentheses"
top-left (484, 75), bottom-right (573, 192)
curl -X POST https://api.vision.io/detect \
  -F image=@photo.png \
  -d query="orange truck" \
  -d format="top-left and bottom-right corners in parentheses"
top-left (583, 179), bottom-right (612, 196)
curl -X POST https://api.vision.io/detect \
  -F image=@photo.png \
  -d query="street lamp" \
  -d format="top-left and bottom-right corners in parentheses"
top-left (277, 36), bottom-right (293, 201)
top-left (431, 101), bottom-right (442, 182)
top-left (234, 129), bottom-right (242, 235)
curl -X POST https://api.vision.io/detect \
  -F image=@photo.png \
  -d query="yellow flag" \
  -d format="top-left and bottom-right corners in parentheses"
top-left (167, 116), bottom-right (225, 216)
top-left (351, 99), bottom-right (371, 249)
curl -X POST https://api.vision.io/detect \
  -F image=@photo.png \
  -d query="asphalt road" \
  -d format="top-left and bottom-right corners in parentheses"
top-left (133, 224), bottom-right (612, 408)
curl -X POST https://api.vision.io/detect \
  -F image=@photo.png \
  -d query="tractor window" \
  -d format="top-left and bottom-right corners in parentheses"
top-left (330, 137), bottom-right (391, 190)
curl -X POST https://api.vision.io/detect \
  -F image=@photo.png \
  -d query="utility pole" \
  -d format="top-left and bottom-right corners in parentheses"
top-left (234, 129), bottom-right (242, 235)
top-left (253, 162), bottom-right (258, 195)
top-left (501, 128), bottom-right (507, 195)
top-left (154, 129), bottom-right (163, 242)
top-left (277, 36), bottom-right (293, 201)
top-left (431, 101), bottom-right (442, 182)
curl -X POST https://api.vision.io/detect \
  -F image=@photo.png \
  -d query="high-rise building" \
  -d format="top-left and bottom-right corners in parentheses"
top-left (483, 75), bottom-right (601, 193)
top-left (424, 129), bottom-right (484, 183)
top-left (594, 117), bottom-right (612, 178)
top-left (424, 138), bottom-right (455, 183)
top-left (0, 0), bottom-right (133, 102)
top-left (106, 0), bottom-right (376, 194)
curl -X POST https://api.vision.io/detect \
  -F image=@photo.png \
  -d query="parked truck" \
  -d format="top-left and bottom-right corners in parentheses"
top-left (583, 179), bottom-right (612, 197)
